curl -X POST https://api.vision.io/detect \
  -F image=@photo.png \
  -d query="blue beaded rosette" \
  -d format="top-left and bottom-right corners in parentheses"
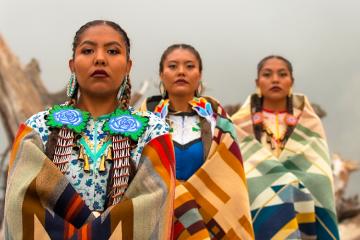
top-left (46, 105), bottom-right (89, 133)
top-left (103, 109), bottom-right (149, 141)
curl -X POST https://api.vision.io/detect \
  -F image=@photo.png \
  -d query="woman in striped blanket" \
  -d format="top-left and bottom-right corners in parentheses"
top-left (141, 44), bottom-right (254, 239)
top-left (4, 20), bottom-right (175, 240)
top-left (232, 55), bottom-right (339, 239)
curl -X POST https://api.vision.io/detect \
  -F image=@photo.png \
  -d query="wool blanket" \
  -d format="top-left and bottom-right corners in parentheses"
top-left (4, 124), bottom-right (175, 240)
top-left (232, 94), bottom-right (339, 239)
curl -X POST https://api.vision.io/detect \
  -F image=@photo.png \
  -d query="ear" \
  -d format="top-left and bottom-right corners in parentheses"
top-left (126, 59), bottom-right (133, 75)
top-left (255, 78), bottom-right (259, 87)
top-left (69, 59), bottom-right (75, 73)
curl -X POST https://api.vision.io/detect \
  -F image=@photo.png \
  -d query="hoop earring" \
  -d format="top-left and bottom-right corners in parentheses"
top-left (67, 73), bottom-right (78, 98)
top-left (117, 76), bottom-right (128, 101)
top-left (256, 86), bottom-right (262, 98)
top-left (288, 87), bottom-right (293, 97)
top-left (159, 81), bottom-right (167, 98)
top-left (195, 81), bottom-right (204, 97)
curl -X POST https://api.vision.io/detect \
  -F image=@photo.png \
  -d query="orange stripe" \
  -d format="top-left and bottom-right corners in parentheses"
top-left (196, 168), bottom-right (230, 203)
top-left (238, 215), bottom-right (255, 238)
top-left (80, 224), bottom-right (88, 240)
top-left (65, 196), bottom-right (83, 221)
top-left (185, 182), bottom-right (218, 217)
top-left (8, 124), bottom-right (32, 172)
top-left (142, 143), bottom-right (172, 189)
top-left (174, 191), bottom-right (194, 209)
top-left (217, 143), bottom-right (246, 183)
top-left (66, 223), bottom-right (75, 239)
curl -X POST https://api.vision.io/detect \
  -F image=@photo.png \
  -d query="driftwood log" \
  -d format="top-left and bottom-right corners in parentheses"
top-left (0, 34), bottom-right (359, 238)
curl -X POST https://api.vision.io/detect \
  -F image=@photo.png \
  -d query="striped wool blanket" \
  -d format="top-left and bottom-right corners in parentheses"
top-left (4, 124), bottom-right (175, 240)
top-left (232, 94), bottom-right (339, 239)
top-left (141, 97), bottom-right (254, 239)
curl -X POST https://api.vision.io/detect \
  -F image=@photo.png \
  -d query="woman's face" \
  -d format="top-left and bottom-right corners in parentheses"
top-left (160, 48), bottom-right (201, 98)
top-left (69, 25), bottom-right (132, 98)
top-left (257, 58), bottom-right (293, 103)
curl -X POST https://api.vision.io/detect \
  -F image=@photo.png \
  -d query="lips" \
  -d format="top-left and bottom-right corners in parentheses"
top-left (174, 79), bottom-right (189, 84)
top-left (270, 86), bottom-right (282, 91)
top-left (91, 69), bottom-right (109, 78)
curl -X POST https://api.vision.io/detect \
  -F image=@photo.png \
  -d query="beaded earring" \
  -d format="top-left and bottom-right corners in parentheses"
top-left (195, 81), bottom-right (204, 97)
top-left (288, 87), bottom-right (293, 97)
top-left (159, 81), bottom-right (167, 98)
top-left (256, 86), bottom-right (262, 98)
top-left (117, 76), bottom-right (128, 101)
top-left (66, 73), bottom-right (78, 98)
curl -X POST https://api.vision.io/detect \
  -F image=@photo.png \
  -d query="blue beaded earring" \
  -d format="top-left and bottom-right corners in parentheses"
top-left (117, 76), bottom-right (128, 101)
top-left (66, 73), bottom-right (77, 98)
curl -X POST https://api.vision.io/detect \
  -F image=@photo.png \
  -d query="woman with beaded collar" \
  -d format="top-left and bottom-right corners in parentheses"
top-left (231, 55), bottom-right (339, 239)
top-left (4, 20), bottom-right (175, 239)
top-left (140, 44), bottom-right (254, 239)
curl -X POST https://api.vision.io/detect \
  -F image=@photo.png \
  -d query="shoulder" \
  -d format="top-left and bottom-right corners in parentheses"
top-left (25, 110), bottom-right (51, 144)
top-left (140, 95), bottom-right (163, 112)
top-left (130, 108), bottom-right (169, 143)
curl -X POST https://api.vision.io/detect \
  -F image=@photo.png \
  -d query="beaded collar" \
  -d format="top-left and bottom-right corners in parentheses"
top-left (154, 97), bottom-right (214, 121)
top-left (46, 105), bottom-right (149, 142)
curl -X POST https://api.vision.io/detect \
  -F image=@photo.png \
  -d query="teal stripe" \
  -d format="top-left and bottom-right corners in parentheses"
top-left (290, 131), bottom-right (307, 145)
top-left (296, 124), bottom-right (321, 138)
top-left (242, 143), bottom-right (262, 161)
top-left (310, 141), bottom-right (330, 165)
top-left (216, 117), bottom-right (237, 140)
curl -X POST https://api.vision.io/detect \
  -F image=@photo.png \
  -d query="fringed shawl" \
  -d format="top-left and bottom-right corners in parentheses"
top-left (232, 94), bottom-right (339, 240)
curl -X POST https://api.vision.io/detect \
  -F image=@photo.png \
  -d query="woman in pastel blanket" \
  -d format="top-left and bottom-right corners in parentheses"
top-left (231, 55), bottom-right (339, 239)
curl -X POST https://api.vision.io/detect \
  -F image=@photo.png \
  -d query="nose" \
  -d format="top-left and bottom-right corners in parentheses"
top-left (271, 74), bottom-right (279, 83)
top-left (177, 65), bottom-right (185, 75)
top-left (94, 50), bottom-right (106, 66)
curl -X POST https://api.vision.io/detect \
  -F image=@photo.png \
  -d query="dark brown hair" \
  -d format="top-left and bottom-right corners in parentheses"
top-left (256, 55), bottom-right (294, 81)
top-left (252, 55), bottom-right (295, 143)
top-left (159, 43), bottom-right (203, 74)
top-left (70, 20), bottom-right (132, 109)
top-left (72, 20), bottom-right (131, 60)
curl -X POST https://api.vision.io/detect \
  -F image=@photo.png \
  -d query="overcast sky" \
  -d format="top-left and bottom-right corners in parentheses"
top-left (1, 0), bottom-right (359, 194)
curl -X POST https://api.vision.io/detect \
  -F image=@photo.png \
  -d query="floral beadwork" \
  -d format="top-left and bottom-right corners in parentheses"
top-left (189, 97), bottom-right (214, 119)
top-left (154, 99), bottom-right (169, 120)
top-left (103, 109), bottom-right (149, 142)
top-left (46, 105), bottom-right (89, 133)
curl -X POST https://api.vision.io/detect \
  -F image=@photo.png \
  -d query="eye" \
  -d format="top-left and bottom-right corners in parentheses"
top-left (261, 72), bottom-right (271, 78)
top-left (108, 49), bottom-right (120, 55)
top-left (81, 48), bottom-right (94, 55)
top-left (168, 63), bottom-right (176, 69)
top-left (279, 71), bottom-right (288, 77)
top-left (186, 63), bottom-right (195, 69)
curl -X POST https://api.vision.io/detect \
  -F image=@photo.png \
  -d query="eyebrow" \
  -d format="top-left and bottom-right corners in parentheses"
top-left (167, 60), bottom-right (195, 64)
top-left (79, 40), bottom-right (123, 48)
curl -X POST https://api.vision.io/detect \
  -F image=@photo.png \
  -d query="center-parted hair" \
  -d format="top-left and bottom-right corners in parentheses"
top-left (159, 43), bottom-right (203, 74)
top-left (256, 55), bottom-right (294, 81)
top-left (71, 20), bottom-right (132, 109)
top-left (252, 55), bottom-right (295, 143)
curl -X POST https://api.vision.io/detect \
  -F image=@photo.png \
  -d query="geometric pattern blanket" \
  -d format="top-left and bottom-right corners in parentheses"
top-left (231, 94), bottom-right (339, 240)
top-left (4, 124), bottom-right (175, 240)
top-left (142, 97), bottom-right (254, 239)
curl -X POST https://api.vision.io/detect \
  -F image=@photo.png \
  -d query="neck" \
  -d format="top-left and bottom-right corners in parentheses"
top-left (76, 94), bottom-right (119, 118)
top-left (169, 95), bottom-right (193, 112)
top-left (263, 98), bottom-right (287, 112)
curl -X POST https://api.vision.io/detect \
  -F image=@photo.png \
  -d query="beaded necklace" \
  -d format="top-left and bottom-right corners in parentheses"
top-left (46, 104), bottom-right (149, 205)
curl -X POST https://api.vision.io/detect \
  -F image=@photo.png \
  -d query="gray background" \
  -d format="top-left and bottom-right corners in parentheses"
top-left (1, 0), bottom-right (359, 194)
